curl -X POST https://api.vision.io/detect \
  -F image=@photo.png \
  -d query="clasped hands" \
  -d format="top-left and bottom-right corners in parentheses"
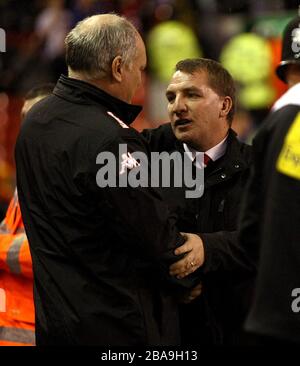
top-left (169, 232), bottom-right (205, 279)
top-left (169, 232), bottom-right (205, 303)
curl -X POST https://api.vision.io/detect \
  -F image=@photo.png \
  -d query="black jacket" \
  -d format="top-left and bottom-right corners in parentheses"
top-left (241, 88), bottom-right (300, 343)
top-left (15, 76), bottom-right (196, 346)
top-left (143, 126), bottom-right (256, 344)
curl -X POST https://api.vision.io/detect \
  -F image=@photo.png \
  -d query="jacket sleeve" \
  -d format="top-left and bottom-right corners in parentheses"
top-left (199, 141), bottom-right (258, 276)
top-left (200, 230), bottom-right (256, 276)
top-left (200, 160), bottom-right (258, 276)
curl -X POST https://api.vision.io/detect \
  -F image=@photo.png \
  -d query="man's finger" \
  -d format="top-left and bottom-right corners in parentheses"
top-left (171, 261), bottom-right (198, 278)
top-left (174, 242), bottom-right (191, 256)
top-left (169, 254), bottom-right (195, 275)
top-left (176, 267), bottom-right (197, 279)
top-left (190, 285), bottom-right (202, 298)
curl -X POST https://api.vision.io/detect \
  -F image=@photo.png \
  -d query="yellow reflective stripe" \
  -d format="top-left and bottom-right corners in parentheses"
top-left (6, 234), bottom-right (26, 275)
top-left (0, 326), bottom-right (35, 344)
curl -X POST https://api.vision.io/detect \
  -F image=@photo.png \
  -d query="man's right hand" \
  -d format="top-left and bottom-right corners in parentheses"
top-left (169, 232), bottom-right (205, 279)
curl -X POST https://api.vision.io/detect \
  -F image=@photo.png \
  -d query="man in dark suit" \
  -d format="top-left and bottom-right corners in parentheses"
top-left (144, 58), bottom-right (256, 345)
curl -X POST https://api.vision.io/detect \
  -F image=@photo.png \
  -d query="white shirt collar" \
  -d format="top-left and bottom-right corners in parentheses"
top-left (272, 82), bottom-right (300, 112)
top-left (183, 135), bottom-right (228, 169)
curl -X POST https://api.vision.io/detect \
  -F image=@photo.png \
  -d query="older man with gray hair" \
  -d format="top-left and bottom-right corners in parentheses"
top-left (15, 14), bottom-right (204, 346)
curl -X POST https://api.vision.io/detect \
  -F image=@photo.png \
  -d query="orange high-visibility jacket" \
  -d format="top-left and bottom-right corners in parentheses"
top-left (0, 189), bottom-right (35, 346)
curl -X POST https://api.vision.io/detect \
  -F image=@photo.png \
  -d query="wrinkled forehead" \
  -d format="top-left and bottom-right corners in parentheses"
top-left (167, 70), bottom-right (209, 92)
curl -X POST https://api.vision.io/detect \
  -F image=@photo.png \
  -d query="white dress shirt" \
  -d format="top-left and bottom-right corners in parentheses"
top-left (183, 135), bottom-right (228, 169)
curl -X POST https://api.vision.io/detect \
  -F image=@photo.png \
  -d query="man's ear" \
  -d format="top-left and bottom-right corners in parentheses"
top-left (111, 56), bottom-right (123, 82)
top-left (219, 96), bottom-right (232, 119)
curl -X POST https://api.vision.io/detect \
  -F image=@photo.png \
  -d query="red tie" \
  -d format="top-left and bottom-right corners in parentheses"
top-left (204, 153), bottom-right (211, 166)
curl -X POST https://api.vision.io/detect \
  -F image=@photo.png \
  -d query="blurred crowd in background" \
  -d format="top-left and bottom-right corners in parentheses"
top-left (0, 0), bottom-right (299, 218)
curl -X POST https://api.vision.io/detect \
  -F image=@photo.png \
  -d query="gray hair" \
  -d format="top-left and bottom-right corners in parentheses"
top-left (65, 14), bottom-right (139, 80)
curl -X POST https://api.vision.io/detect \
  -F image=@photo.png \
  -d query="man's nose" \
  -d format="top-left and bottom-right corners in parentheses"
top-left (172, 96), bottom-right (187, 115)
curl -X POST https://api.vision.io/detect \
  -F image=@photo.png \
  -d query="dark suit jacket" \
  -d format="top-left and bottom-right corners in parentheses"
top-left (143, 126), bottom-right (256, 345)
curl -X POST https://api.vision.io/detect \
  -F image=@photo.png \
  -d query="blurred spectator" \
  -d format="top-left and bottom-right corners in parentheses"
top-left (0, 83), bottom-right (53, 346)
top-left (35, 0), bottom-right (72, 77)
top-left (0, 33), bottom-right (52, 95)
top-left (70, 0), bottom-right (103, 27)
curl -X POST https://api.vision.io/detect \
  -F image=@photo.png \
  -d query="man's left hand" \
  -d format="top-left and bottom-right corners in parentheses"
top-left (181, 282), bottom-right (203, 303)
